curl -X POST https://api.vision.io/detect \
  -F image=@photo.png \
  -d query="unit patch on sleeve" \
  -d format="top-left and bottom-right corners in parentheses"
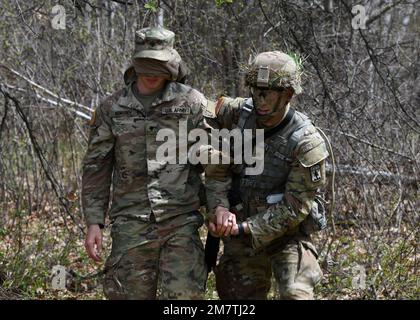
top-left (310, 164), bottom-right (322, 182)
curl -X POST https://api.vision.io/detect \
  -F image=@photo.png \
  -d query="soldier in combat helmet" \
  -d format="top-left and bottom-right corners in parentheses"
top-left (205, 51), bottom-right (329, 299)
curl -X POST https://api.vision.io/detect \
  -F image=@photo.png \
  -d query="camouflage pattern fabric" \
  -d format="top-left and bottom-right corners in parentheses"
top-left (213, 96), bottom-right (328, 249)
top-left (103, 212), bottom-right (207, 300)
top-left (82, 81), bottom-right (227, 226)
top-left (214, 235), bottom-right (323, 300)
top-left (124, 27), bottom-right (189, 83)
top-left (82, 81), bottom-right (226, 299)
top-left (206, 95), bottom-right (328, 299)
top-left (132, 27), bottom-right (175, 61)
top-left (82, 26), bottom-right (229, 300)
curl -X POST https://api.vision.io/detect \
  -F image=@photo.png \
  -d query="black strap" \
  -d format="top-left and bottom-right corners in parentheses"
top-left (250, 108), bottom-right (295, 147)
top-left (204, 233), bottom-right (220, 273)
top-left (263, 108), bottom-right (295, 140)
top-left (238, 98), bottom-right (254, 132)
top-left (237, 222), bottom-right (245, 236)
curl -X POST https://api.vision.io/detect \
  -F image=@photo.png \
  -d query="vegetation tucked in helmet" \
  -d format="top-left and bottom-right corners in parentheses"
top-left (245, 51), bottom-right (303, 94)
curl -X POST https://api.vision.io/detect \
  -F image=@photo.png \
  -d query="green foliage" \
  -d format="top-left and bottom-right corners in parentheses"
top-left (316, 231), bottom-right (418, 300)
top-left (372, 238), bottom-right (418, 299)
top-left (0, 0), bottom-right (418, 301)
top-left (0, 220), bottom-right (107, 299)
top-left (144, 0), bottom-right (158, 12)
top-left (215, 0), bottom-right (233, 6)
top-left (205, 272), bottom-right (219, 300)
top-left (286, 51), bottom-right (304, 72)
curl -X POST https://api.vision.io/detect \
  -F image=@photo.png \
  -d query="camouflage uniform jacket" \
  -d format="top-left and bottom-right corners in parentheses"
top-left (82, 81), bottom-right (228, 226)
top-left (208, 97), bottom-right (329, 250)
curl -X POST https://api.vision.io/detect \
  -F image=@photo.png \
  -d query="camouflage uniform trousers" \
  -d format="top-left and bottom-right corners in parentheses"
top-left (103, 212), bottom-right (207, 300)
top-left (214, 234), bottom-right (323, 300)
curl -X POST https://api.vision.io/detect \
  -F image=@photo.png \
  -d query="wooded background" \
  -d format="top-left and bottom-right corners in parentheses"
top-left (0, 0), bottom-right (418, 299)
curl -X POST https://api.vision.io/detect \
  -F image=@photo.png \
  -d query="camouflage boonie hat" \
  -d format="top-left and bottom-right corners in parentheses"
top-left (132, 27), bottom-right (175, 61)
top-left (245, 51), bottom-right (303, 94)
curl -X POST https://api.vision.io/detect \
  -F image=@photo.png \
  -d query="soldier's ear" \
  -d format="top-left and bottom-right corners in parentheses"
top-left (285, 88), bottom-right (294, 100)
top-left (281, 88), bottom-right (294, 105)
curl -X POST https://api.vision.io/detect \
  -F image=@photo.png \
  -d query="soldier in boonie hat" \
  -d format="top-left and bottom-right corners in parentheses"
top-left (133, 27), bottom-right (175, 61)
top-left (123, 27), bottom-right (188, 84)
top-left (82, 26), bottom-right (227, 300)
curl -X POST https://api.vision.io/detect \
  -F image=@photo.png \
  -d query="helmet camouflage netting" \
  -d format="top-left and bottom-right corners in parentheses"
top-left (245, 51), bottom-right (303, 94)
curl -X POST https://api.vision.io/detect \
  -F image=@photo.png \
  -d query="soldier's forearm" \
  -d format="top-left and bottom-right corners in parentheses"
top-left (245, 196), bottom-right (311, 250)
top-left (204, 176), bottom-right (231, 215)
top-left (82, 181), bottom-right (112, 227)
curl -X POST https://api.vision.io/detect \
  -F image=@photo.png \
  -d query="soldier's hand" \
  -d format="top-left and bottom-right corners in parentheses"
top-left (207, 221), bottom-right (219, 237)
top-left (230, 222), bottom-right (250, 236)
top-left (85, 224), bottom-right (103, 262)
top-left (230, 223), bottom-right (239, 236)
top-left (214, 206), bottom-right (237, 237)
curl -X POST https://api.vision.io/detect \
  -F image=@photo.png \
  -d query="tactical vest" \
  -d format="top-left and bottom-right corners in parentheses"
top-left (232, 99), bottom-right (318, 222)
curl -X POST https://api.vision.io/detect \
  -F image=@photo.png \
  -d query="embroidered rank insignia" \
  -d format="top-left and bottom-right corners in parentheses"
top-left (310, 164), bottom-right (322, 182)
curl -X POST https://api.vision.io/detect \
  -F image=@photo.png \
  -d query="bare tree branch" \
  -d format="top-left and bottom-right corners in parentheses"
top-left (0, 64), bottom-right (93, 114)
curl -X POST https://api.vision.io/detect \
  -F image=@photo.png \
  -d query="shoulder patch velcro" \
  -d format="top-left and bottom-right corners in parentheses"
top-left (202, 100), bottom-right (217, 118)
top-left (298, 141), bottom-right (329, 167)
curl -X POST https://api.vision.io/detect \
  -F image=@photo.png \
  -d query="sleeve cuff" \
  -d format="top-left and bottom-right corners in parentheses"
top-left (206, 198), bottom-right (229, 214)
top-left (85, 213), bottom-right (105, 227)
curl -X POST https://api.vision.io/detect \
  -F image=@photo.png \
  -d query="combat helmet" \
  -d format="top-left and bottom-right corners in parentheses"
top-left (245, 51), bottom-right (302, 94)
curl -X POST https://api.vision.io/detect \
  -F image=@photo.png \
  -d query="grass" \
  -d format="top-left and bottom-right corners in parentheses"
top-left (1, 189), bottom-right (418, 300)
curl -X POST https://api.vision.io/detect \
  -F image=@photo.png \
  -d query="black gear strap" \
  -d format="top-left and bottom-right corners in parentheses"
top-left (204, 233), bottom-right (220, 273)
top-left (263, 108), bottom-right (295, 140)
